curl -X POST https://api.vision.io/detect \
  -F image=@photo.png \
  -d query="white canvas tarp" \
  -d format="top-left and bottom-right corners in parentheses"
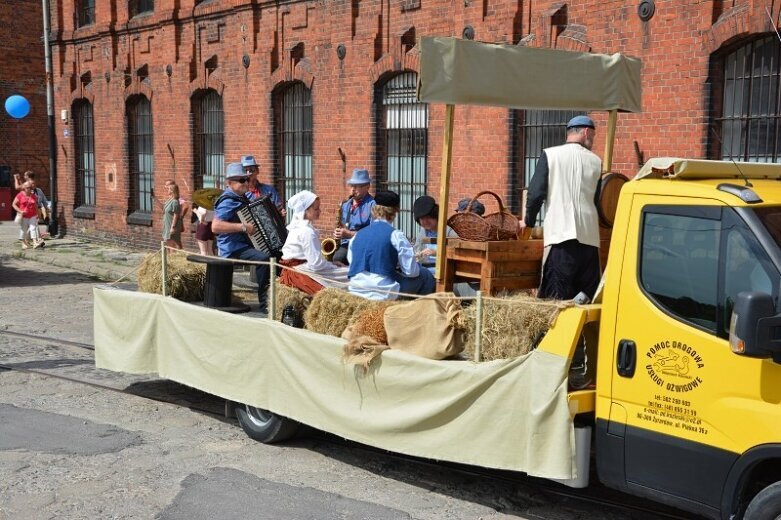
top-left (93, 287), bottom-right (577, 479)
top-left (418, 36), bottom-right (642, 113)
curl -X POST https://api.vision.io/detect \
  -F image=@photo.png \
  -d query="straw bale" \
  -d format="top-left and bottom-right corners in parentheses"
top-left (304, 288), bottom-right (399, 338)
top-left (459, 294), bottom-right (572, 361)
top-left (268, 283), bottom-right (311, 322)
top-left (137, 252), bottom-right (206, 302)
top-left (350, 301), bottom-right (398, 344)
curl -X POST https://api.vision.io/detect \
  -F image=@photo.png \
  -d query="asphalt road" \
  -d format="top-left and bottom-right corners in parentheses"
top-left (0, 256), bottom-right (686, 520)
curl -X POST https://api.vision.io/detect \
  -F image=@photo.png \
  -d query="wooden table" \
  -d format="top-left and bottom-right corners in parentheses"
top-left (186, 255), bottom-right (250, 313)
top-left (437, 239), bottom-right (545, 295)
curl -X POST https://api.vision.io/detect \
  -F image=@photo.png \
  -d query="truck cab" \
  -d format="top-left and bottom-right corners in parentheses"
top-left (595, 159), bottom-right (781, 519)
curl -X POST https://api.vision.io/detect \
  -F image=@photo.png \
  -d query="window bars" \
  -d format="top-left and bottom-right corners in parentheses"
top-left (377, 72), bottom-right (428, 239)
top-left (128, 96), bottom-right (154, 214)
top-left (75, 101), bottom-right (96, 207)
top-left (275, 82), bottom-right (313, 207)
top-left (194, 90), bottom-right (224, 190)
top-left (718, 36), bottom-right (781, 163)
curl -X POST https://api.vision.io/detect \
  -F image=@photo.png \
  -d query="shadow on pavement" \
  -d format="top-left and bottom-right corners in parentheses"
top-left (0, 262), bottom-right (101, 288)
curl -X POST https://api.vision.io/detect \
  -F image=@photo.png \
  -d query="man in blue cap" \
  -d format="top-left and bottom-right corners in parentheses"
top-left (212, 162), bottom-right (272, 313)
top-left (241, 155), bottom-right (286, 217)
top-left (520, 115), bottom-right (602, 389)
top-left (332, 168), bottom-right (376, 264)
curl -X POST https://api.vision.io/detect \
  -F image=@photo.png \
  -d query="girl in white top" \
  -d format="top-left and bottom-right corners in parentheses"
top-left (280, 190), bottom-right (349, 294)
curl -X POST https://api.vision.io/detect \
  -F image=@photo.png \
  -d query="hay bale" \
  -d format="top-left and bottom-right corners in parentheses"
top-left (137, 252), bottom-right (206, 302)
top-left (269, 283), bottom-right (311, 322)
top-left (458, 294), bottom-right (572, 361)
top-left (304, 287), bottom-right (398, 338)
top-left (350, 301), bottom-right (398, 344)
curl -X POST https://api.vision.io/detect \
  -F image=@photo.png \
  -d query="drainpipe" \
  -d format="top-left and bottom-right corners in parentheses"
top-left (42, 0), bottom-right (59, 237)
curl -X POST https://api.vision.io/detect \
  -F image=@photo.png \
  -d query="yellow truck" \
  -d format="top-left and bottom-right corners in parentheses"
top-left (94, 156), bottom-right (781, 520)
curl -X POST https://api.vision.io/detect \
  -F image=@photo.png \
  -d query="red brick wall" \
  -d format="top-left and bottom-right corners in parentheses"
top-left (48, 0), bottom-right (772, 250)
top-left (0, 0), bottom-right (49, 199)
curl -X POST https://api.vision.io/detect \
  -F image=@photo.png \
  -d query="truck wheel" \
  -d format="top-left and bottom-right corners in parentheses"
top-left (234, 404), bottom-right (300, 443)
top-left (745, 481), bottom-right (781, 520)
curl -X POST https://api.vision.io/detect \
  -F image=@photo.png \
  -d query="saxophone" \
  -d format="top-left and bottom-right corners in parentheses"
top-left (320, 196), bottom-right (350, 261)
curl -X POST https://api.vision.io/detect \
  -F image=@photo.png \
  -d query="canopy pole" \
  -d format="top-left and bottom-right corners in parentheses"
top-left (435, 104), bottom-right (455, 282)
top-left (602, 109), bottom-right (618, 173)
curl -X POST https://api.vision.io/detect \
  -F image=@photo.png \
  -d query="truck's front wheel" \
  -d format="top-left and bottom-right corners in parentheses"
top-left (234, 404), bottom-right (300, 443)
top-left (745, 481), bottom-right (781, 520)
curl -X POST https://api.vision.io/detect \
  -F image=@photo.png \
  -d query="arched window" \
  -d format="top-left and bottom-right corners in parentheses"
top-left (74, 100), bottom-right (96, 210)
top-left (375, 71), bottom-right (427, 238)
top-left (717, 35), bottom-right (781, 162)
top-left (514, 109), bottom-right (582, 224)
top-left (193, 90), bottom-right (224, 189)
top-left (274, 82), bottom-right (313, 202)
top-left (127, 96), bottom-right (153, 218)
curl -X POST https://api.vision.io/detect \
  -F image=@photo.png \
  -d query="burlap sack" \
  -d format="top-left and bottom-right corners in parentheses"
top-left (384, 296), bottom-right (464, 359)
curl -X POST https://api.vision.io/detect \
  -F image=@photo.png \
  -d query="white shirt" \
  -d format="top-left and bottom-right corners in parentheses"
top-left (195, 206), bottom-right (214, 223)
top-left (347, 218), bottom-right (420, 300)
top-left (282, 218), bottom-right (348, 288)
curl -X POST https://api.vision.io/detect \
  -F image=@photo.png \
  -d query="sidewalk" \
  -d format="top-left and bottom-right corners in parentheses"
top-left (0, 222), bottom-right (254, 288)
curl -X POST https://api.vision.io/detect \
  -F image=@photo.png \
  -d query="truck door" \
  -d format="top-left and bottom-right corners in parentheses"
top-left (609, 198), bottom-right (781, 514)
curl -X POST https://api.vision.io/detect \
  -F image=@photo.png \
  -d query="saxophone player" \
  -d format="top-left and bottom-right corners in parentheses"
top-left (332, 168), bottom-right (376, 264)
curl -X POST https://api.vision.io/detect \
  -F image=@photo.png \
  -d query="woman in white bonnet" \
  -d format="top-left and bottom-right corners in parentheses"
top-left (279, 190), bottom-right (349, 295)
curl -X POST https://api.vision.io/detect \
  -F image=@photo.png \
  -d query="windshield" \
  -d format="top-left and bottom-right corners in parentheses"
top-left (754, 207), bottom-right (781, 250)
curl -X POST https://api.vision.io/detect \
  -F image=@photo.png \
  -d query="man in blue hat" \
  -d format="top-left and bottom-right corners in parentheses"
top-left (519, 114), bottom-right (602, 389)
top-left (241, 155), bottom-right (286, 217)
top-left (331, 168), bottom-right (376, 264)
top-left (212, 162), bottom-right (272, 313)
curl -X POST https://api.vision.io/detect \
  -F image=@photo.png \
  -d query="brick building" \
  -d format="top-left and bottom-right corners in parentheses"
top-left (0, 0), bottom-right (49, 197)
top-left (48, 0), bottom-right (781, 249)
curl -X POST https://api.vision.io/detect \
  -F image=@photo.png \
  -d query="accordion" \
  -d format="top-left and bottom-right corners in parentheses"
top-left (237, 197), bottom-right (288, 257)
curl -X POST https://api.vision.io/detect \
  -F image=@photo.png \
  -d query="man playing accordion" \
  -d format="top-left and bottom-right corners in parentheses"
top-left (212, 162), bottom-right (271, 313)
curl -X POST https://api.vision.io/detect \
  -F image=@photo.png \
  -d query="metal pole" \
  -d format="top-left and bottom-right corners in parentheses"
top-left (42, 0), bottom-right (59, 237)
top-left (474, 291), bottom-right (483, 362)
top-left (161, 242), bottom-right (168, 297)
top-left (269, 258), bottom-right (277, 319)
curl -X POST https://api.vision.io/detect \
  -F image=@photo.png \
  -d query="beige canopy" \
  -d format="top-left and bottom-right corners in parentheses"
top-left (418, 37), bottom-right (642, 113)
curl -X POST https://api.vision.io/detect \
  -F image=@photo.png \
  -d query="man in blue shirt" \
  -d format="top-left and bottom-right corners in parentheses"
top-left (212, 162), bottom-right (271, 313)
top-left (332, 168), bottom-right (376, 264)
top-left (241, 155), bottom-right (286, 217)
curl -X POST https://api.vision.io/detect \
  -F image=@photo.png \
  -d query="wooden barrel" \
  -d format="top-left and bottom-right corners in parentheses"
top-left (598, 172), bottom-right (629, 228)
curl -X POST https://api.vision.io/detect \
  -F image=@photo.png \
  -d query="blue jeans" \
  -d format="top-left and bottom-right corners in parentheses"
top-left (396, 267), bottom-right (436, 296)
top-left (230, 247), bottom-right (271, 310)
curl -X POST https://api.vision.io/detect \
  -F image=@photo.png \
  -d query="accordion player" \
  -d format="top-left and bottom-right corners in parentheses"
top-left (237, 196), bottom-right (288, 257)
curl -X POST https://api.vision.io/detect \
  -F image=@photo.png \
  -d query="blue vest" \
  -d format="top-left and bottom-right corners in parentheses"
top-left (348, 221), bottom-right (398, 279)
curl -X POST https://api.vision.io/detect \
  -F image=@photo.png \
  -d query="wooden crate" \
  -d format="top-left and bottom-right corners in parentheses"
top-left (438, 239), bottom-right (545, 295)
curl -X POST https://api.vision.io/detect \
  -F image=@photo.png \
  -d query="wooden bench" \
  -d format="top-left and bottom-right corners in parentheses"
top-left (437, 239), bottom-right (545, 296)
top-left (186, 255), bottom-right (250, 313)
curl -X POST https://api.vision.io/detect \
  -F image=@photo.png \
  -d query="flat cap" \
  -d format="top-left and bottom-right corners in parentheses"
top-left (566, 115), bottom-right (595, 129)
top-left (413, 195), bottom-right (438, 222)
top-left (374, 190), bottom-right (400, 207)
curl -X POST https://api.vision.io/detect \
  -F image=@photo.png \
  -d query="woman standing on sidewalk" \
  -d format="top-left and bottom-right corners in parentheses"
top-left (163, 183), bottom-right (183, 249)
top-left (12, 181), bottom-right (43, 249)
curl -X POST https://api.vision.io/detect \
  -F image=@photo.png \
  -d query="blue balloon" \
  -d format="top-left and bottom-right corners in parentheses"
top-left (5, 95), bottom-right (30, 119)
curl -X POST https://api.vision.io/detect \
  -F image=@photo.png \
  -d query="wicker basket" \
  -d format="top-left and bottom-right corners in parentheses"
top-left (447, 191), bottom-right (520, 241)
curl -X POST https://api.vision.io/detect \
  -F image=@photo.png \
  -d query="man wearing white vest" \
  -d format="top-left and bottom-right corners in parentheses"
top-left (520, 115), bottom-right (602, 390)
top-left (520, 115), bottom-right (602, 301)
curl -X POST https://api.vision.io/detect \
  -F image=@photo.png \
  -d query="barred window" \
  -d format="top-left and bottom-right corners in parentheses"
top-left (193, 90), bottom-right (224, 189)
top-left (376, 72), bottom-right (428, 238)
top-left (129, 0), bottom-right (153, 17)
top-left (516, 109), bottom-right (581, 225)
top-left (127, 96), bottom-right (154, 215)
top-left (74, 100), bottom-right (96, 207)
top-left (717, 35), bottom-right (781, 162)
top-left (274, 82), bottom-right (313, 204)
top-left (78, 0), bottom-right (95, 27)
